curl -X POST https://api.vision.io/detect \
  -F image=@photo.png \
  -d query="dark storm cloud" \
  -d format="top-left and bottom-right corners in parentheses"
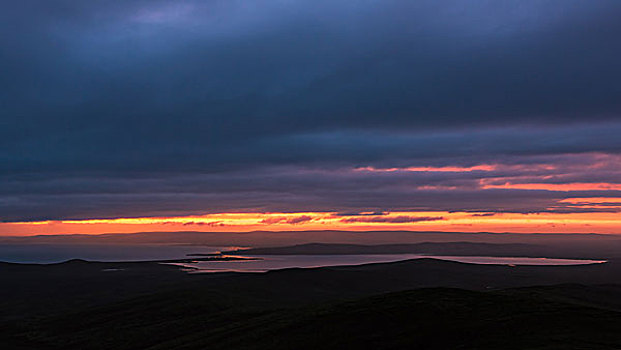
top-left (2, 1), bottom-right (621, 221)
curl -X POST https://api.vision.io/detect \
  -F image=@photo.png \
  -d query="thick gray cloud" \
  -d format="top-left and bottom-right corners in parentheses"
top-left (2, 150), bottom-right (620, 221)
top-left (1, 1), bottom-right (621, 221)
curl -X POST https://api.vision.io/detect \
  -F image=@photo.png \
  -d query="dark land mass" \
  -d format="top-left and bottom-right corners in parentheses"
top-left (3, 257), bottom-right (621, 349)
top-left (157, 255), bottom-right (261, 264)
top-left (3, 230), bottom-right (621, 259)
top-left (6, 286), bottom-right (621, 350)
top-left (223, 242), bottom-right (552, 257)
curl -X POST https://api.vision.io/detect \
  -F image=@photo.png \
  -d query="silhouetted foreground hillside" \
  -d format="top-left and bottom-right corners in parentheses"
top-left (5, 287), bottom-right (621, 350)
top-left (3, 258), bottom-right (621, 349)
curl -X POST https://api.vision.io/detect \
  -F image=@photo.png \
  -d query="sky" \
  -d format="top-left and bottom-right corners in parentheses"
top-left (2, 0), bottom-right (621, 235)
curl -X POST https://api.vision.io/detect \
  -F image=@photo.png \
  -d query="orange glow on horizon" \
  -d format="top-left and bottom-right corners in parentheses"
top-left (2, 210), bottom-right (621, 236)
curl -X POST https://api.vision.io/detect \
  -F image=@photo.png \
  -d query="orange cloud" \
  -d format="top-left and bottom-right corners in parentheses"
top-left (261, 215), bottom-right (314, 225)
top-left (481, 182), bottom-right (621, 191)
top-left (356, 163), bottom-right (560, 173)
top-left (559, 197), bottom-right (621, 204)
top-left (356, 165), bottom-right (496, 172)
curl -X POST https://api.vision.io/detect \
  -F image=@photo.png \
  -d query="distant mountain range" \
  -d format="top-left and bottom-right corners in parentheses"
top-left (3, 230), bottom-right (621, 259)
top-left (223, 242), bottom-right (546, 257)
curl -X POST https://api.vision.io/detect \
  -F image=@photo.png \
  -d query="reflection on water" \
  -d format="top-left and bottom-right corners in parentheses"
top-left (168, 254), bottom-right (608, 273)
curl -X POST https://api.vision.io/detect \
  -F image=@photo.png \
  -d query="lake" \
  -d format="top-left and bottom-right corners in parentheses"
top-left (168, 254), bottom-right (607, 273)
top-left (0, 244), bottom-right (607, 270)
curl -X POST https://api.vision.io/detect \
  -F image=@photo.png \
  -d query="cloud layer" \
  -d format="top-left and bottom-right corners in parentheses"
top-left (1, 1), bottom-right (621, 223)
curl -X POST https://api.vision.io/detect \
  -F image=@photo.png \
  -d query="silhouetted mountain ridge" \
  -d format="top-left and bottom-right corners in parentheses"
top-left (224, 241), bottom-right (544, 256)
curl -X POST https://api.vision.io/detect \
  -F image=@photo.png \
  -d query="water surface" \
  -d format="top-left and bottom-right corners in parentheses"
top-left (169, 254), bottom-right (607, 273)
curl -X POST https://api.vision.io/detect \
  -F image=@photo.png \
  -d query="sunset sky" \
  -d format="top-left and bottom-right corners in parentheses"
top-left (2, 0), bottom-right (621, 235)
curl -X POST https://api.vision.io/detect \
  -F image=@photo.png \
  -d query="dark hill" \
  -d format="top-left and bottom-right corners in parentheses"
top-left (223, 241), bottom-right (547, 256)
top-left (7, 287), bottom-right (621, 350)
top-left (4, 258), bottom-right (621, 349)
